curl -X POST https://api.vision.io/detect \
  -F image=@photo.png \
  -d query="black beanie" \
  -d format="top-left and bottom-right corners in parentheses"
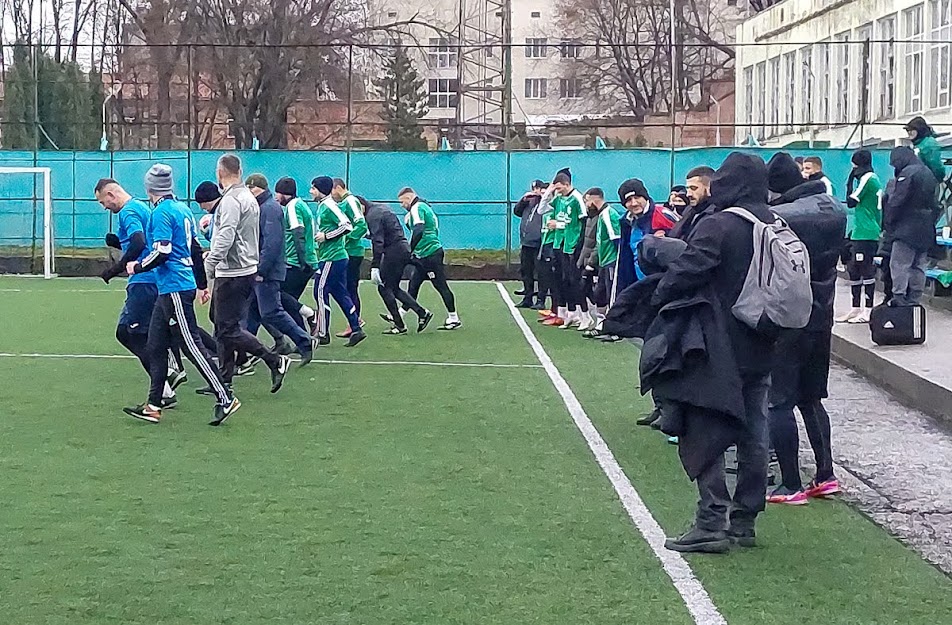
top-left (617, 178), bottom-right (650, 203)
top-left (766, 152), bottom-right (804, 195)
top-left (194, 180), bottom-right (221, 203)
top-left (275, 177), bottom-right (297, 196)
top-left (312, 176), bottom-right (333, 195)
top-left (851, 149), bottom-right (873, 169)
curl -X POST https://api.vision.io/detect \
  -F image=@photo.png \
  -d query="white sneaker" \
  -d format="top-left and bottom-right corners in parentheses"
top-left (848, 308), bottom-right (871, 324)
top-left (577, 315), bottom-right (596, 332)
top-left (835, 307), bottom-right (861, 323)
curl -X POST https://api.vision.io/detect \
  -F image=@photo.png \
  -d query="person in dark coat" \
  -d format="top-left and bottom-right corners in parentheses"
top-left (905, 116), bottom-right (946, 183)
top-left (764, 153), bottom-right (847, 505)
top-left (513, 180), bottom-right (546, 308)
top-left (884, 146), bottom-right (938, 306)
top-left (670, 166), bottom-right (716, 241)
top-left (651, 152), bottom-right (778, 554)
top-left (244, 174), bottom-right (314, 365)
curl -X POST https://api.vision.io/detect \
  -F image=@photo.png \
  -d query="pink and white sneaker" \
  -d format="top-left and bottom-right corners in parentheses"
top-left (766, 488), bottom-right (809, 505)
top-left (804, 478), bottom-right (840, 499)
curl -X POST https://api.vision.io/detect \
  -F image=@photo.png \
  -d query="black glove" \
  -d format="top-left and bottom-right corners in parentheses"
top-left (100, 266), bottom-right (117, 284)
top-left (846, 196), bottom-right (858, 209)
top-left (105, 233), bottom-right (121, 250)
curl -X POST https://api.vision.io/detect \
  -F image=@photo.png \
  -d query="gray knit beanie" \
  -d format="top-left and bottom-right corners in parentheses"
top-left (145, 164), bottom-right (174, 196)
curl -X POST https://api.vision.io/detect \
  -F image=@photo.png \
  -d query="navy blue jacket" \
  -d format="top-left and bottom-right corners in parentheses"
top-left (255, 190), bottom-right (287, 282)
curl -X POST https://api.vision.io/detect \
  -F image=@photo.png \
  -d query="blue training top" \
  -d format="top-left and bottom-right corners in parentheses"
top-left (147, 197), bottom-right (199, 295)
top-left (118, 198), bottom-right (156, 286)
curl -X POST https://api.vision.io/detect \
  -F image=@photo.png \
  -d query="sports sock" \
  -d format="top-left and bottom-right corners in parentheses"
top-left (447, 312), bottom-right (460, 323)
top-left (162, 382), bottom-right (175, 399)
top-left (300, 304), bottom-right (315, 318)
top-left (864, 282), bottom-right (876, 309)
top-left (557, 306), bottom-right (567, 320)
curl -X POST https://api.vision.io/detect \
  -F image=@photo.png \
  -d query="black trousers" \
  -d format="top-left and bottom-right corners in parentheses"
top-left (408, 248), bottom-right (456, 314)
top-left (147, 291), bottom-right (230, 406)
top-left (380, 247), bottom-right (426, 328)
top-left (539, 244), bottom-right (561, 308)
top-left (213, 275), bottom-right (279, 383)
top-left (558, 248), bottom-right (582, 310)
top-left (519, 246), bottom-right (539, 302)
top-left (347, 256), bottom-right (364, 317)
top-left (282, 265), bottom-right (314, 301)
top-left (846, 240), bottom-right (878, 308)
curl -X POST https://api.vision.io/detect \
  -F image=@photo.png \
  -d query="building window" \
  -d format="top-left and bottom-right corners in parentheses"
top-left (755, 61), bottom-right (766, 141)
top-left (428, 79), bottom-right (458, 108)
top-left (525, 38), bottom-right (547, 58)
top-left (783, 51), bottom-right (796, 132)
top-left (800, 46), bottom-right (813, 129)
top-left (768, 57), bottom-right (780, 137)
top-left (743, 66), bottom-right (754, 139)
top-left (428, 38), bottom-right (457, 69)
top-left (560, 77), bottom-right (582, 99)
top-left (560, 40), bottom-right (581, 59)
top-left (524, 78), bottom-right (547, 99)
top-left (857, 24), bottom-right (873, 119)
top-left (903, 4), bottom-right (924, 114)
top-left (878, 15), bottom-right (897, 119)
top-left (930, 0), bottom-right (952, 109)
top-left (835, 32), bottom-right (850, 124)
top-left (817, 41), bottom-right (831, 125)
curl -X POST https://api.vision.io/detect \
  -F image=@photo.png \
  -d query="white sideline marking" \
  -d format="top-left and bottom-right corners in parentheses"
top-left (0, 352), bottom-right (541, 369)
top-left (0, 288), bottom-right (119, 293)
top-left (495, 282), bottom-right (727, 625)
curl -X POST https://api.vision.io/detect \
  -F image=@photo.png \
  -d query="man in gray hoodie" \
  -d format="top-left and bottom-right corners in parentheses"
top-left (205, 154), bottom-right (289, 392)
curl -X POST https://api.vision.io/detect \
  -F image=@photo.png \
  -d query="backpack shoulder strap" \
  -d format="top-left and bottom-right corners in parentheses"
top-left (723, 206), bottom-right (759, 224)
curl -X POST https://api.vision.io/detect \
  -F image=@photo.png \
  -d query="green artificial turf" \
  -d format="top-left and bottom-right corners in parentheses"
top-left (0, 277), bottom-right (949, 625)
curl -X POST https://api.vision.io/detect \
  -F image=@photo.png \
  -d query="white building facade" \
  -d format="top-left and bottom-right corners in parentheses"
top-left (736, 0), bottom-right (952, 147)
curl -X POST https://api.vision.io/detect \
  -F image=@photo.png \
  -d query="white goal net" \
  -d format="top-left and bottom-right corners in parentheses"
top-left (0, 167), bottom-right (54, 279)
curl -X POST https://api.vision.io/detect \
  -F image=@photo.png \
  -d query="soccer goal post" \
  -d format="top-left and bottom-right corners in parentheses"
top-left (0, 166), bottom-right (54, 279)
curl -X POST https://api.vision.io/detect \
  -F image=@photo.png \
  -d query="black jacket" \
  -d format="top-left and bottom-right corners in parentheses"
top-left (255, 190), bottom-right (287, 282)
top-left (769, 181), bottom-right (847, 331)
top-left (668, 198), bottom-right (716, 241)
top-left (364, 201), bottom-right (410, 268)
top-left (884, 146), bottom-right (939, 252)
top-left (653, 153), bottom-right (777, 376)
top-left (514, 193), bottom-right (543, 248)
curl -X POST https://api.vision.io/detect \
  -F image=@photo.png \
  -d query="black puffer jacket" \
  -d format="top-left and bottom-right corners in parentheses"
top-left (514, 193), bottom-right (543, 248)
top-left (884, 146), bottom-right (939, 252)
top-left (653, 152), bottom-right (777, 376)
top-left (769, 181), bottom-right (847, 332)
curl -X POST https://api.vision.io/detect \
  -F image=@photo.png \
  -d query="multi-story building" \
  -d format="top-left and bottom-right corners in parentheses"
top-left (735, 0), bottom-right (952, 147)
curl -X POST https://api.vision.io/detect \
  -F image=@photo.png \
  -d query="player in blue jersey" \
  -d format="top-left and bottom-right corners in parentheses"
top-left (96, 178), bottom-right (183, 407)
top-left (122, 164), bottom-right (239, 426)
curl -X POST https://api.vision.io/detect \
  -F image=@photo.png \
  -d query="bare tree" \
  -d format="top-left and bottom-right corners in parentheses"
top-left (559, 0), bottom-right (734, 118)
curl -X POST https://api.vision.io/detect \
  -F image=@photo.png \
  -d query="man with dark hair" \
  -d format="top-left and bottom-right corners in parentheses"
top-left (839, 149), bottom-right (883, 323)
top-left (274, 177), bottom-right (319, 332)
top-left (546, 170), bottom-right (587, 328)
top-left (311, 176), bottom-right (367, 345)
top-left (398, 187), bottom-right (461, 330)
top-left (362, 196), bottom-right (433, 334)
top-left (764, 152), bottom-right (846, 506)
top-left (244, 174), bottom-right (314, 366)
top-left (513, 179), bottom-right (546, 308)
top-left (205, 155), bottom-right (290, 392)
top-left (575, 187), bottom-right (603, 332)
top-left (670, 166), bottom-right (716, 241)
top-left (95, 178), bottom-right (182, 408)
top-left (580, 187), bottom-right (621, 334)
top-left (331, 178), bottom-right (369, 336)
top-left (802, 156), bottom-right (834, 195)
top-left (122, 164), bottom-right (238, 426)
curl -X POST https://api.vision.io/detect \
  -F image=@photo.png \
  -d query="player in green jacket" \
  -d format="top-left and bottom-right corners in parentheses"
top-left (332, 179), bottom-right (369, 338)
top-left (839, 149), bottom-right (883, 324)
top-left (905, 116), bottom-right (946, 183)
top-left (398, 187), bottom-right (461, 330)
top-left (548, 170), bottom-right (586, 329)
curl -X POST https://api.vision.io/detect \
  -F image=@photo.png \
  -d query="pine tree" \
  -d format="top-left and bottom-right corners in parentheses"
top-left (374, 45), bottom-right (429, 151)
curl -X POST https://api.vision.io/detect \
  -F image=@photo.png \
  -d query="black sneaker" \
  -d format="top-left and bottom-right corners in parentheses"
top-left (270, 356), bottom-right (291, 393)
top-left (236, 357), bottom-right (260, 377)
top-left (166, 369), bottom-right (188, 391)
top-left (515, 299), bottom-right (534, 308)
top-left (379, 313), bottom-right (394, 324)
top-left (727, 526), bottom-right (756, 548)
top-left (317, 334), bottom-right (331, 346)
top-left (664, 526), bottom-right (730, 554)
top-left (438, 320), bottom-right (462, 331)
top-left (417, 311), bottom-right (434, 333)
top-left (346, 330), bottom-right (367, 347)
top-left (383, 326), bottom-right (408, 335)
top-left (196, 383), bottom-right (231, 397)
top-left (514, 288), bottom-right (526, 296)
top-left (306, 312), bottom-right (319, 336)
top-left (530, 302), bottom-right (547, 311)
top-left (636, 408), bottom-right (661, 427)
top-left (209, 396), bottom-right (241, 426)
top-left (122, 403), bottom-right (161, 424)
top-left (299, 348), bottom-right (314, 368)
top-left (159, 395), bottom-right (178, 410)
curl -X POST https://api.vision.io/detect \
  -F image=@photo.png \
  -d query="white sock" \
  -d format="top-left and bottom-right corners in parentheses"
top-left (558, 306), bottom-right (568, 319)
top-left (162, 382), bottom-right (175, 399)
top-left (399, 308), bottom-right (408, 318)
top-left (300, 304), bottom-right (315, 318)
top-left (448, 312), bottom-right (460, 323)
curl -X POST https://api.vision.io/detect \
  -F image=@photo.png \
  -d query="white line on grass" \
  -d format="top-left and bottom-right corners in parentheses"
top-left (0, 352), bottom-right (542, 369)
top-left (495, 282), bottom-right (727, 625)
top-left (0, 288), bottom-right (119, 293)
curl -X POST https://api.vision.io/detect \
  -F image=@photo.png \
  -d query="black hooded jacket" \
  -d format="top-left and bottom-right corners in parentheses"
top-left (884, 146), bottom-right (938, 252)
top-left (362, 199), bottom-right (411, 268)
top-left (653, 153), bottom-right (777, 375)
top-left (668, 197), bottom-right (716, 241)
top-left (769, 181), bottom-right (847, 331)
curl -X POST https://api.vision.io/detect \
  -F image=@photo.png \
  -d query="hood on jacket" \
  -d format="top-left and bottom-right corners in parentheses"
top-left (710, 152), bottom-right (769, 212)
top-left (770, 180), bottom-right (829, 205)
top-left (766, 152), bottom-right (804, 195)
top-left (904, 116), bottom-right (934, 142)
top-left (890, 146), bottom-right (920, 174)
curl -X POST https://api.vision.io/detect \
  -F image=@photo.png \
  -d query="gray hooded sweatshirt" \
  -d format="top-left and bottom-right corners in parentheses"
top-left (205, 183), bottom-right (260, 279)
